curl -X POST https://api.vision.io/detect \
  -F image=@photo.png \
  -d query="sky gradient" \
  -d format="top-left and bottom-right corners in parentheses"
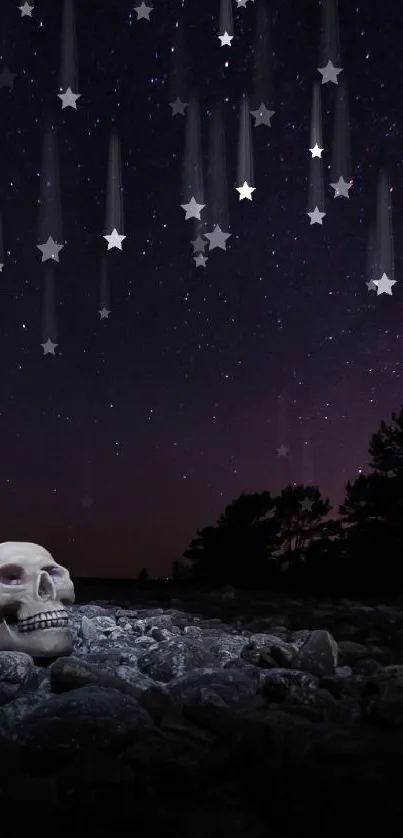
top-left (0, 0), bottom-right (402, 577)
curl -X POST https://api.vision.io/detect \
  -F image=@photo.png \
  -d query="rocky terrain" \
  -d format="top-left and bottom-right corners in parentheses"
top-left (2, 584), bottom-right (403, 836)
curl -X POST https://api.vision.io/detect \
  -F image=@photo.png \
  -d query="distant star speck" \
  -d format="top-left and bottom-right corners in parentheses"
top-left (40, 338), bottom-right (57, 356)
top-left (37, 236), bottom-right (64, 262)
top-left (330, 176), bottom-right (353, 198)
top-left (103, 229), bottom-right (126, 250)
top-left (58, 87), bottom-right (81, 109)
top-left (307, 207), bottom-right (326, 225)
top-left (180, 196), bottom-right (205, 220)
top-left (236, 181), bottom-right (256, 200)
top-left (366, 279), bottom-right (377, 292)
top-left (277, 445), bottom-right (288, 457)
top-left (134, 2), bottom-right (152, 20)
top-left (317, 60), bottom-right (342, 84)
top-left (204, 225), bottom-right (231, 251)
top-left (218, 32), bottom-right (233, 46)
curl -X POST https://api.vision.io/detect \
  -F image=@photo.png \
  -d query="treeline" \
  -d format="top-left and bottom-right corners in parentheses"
top-left (172, 405), bottom-right (403, 596)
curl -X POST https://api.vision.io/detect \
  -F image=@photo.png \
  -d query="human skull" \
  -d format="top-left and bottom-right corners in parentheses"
top-left (0, 541), bottom-right (75, 657)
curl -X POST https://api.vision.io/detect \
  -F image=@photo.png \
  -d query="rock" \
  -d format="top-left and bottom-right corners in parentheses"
top-left (9, 685), bottom-right (153, 754)
top-left (294, 630), bottom-right (338, 677)
top-left (1, 590), bottom-right (403, 833)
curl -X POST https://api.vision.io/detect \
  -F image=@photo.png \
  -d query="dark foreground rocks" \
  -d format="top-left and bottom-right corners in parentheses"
top-left (2, 586), bottom-right (403, 836)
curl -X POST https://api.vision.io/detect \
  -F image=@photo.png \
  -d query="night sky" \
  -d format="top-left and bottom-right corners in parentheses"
top-left (0, 0), bottom-right (402, 578)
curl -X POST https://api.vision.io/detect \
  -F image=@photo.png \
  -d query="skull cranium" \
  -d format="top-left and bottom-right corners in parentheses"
top-left (0, 541), bottom-right (75, 657)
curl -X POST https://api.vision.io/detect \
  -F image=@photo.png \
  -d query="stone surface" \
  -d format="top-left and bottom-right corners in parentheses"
top-left (1, 586), bottom-right (403, 834)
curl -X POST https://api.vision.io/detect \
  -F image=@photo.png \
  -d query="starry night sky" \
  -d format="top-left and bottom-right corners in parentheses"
top-left (0, 0), bottom-right (402, 578)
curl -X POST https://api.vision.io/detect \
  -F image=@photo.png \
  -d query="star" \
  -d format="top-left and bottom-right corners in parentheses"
top-left (37, 236), bottom-right (64, 262)
top-left (99, 307), bottom-right (111, 319)
top-left (81, 495), bottom-right (95, 510)
top-left (204, 225), bottom-right (231, 251)
top-left (236, 0), bottom-right (249, 6)
top-left (134, 2), bottom-right (153, 20)
top-left (277, 445), bottom-right (288, 457)
top-left (191, 235), bottom-right (208, 253)
top-left (300, 497), bottom-right (314, 512)
top-left (307, 207), bottom-right (326, 225)
top-left (317, 60), bottom-right (342, 84)
top-left (309, 143), bottom-right (324, 158)
top-left (330, 176), bottom-right (353, 198)
top-left (194, 254), bottom-right (208, 267)
top-left (103, 228), bottom-right (126, 250)
top-left (0, 264), bottom-right (3, 272)
top-left (180, 196), bottom-right (205, 220)
top-left (218, 32), bottom-right (233, 46)
top-left (0, 68), bottom-right (17, 90)
top-left (40, 338), bottom-right (57, 356)
top-left (366, 279), bottom-right (377, 292)
top-left (169, 97), bottom-right (187, 116)
top-left (236, 181), bottom-right (256, 200)
top-left (373, 273), bottom-right (396, 296)
top-left (58, 87), bottom-right (81, 109)
top-left (250, 103), bottom-right (275, 127)
top-left (18, 2), bottom-right (34, 16)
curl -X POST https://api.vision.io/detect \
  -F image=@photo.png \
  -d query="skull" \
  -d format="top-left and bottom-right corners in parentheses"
top-left (0, 541), bottom-right (75, 657)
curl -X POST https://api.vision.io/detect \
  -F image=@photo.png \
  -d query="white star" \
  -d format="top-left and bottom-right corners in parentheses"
top-left (58, 87), bottom-right (81, 109)
top-left (204, 225), bottom-right (231, 251)
top-left (307, 207), bottom-right (326, 225)
top-left (37, 236), bottom-right (64, 262)
top-left (103, 228), bottom-right (126, 250)
top-left (99, 307), bottom-right (111, 319)
top-left (0, 264), bottom-right (3, 272)
top-left (330, 176), bottom-right (353, 198)
top-left (40, 338), bottom-right (57, 356)
top-left (373, 273), bottom-right (396, 296)
top-left (194, 253), bottom-right (208, 268)
top-left (309, 143), bottom-right (324, 158)
top-left (277, 445), bottom-right (288, 457)
top-left (18, 2), bottom-right (34, 16)
top-left (218, 32), bottom-right (233, 46)
top-left (250, 103), bottom-right (275, 127)
top-left (236, 181), bottom-right (256, 200)
top-left (317, 60), bottom-right (342, 85)
top-left (134, 2), bottom-right (153, 20)
top-left (180, 196), bottom-right (205, 220)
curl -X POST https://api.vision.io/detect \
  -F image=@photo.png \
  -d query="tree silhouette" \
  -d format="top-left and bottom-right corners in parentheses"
top-left (271, 484), bottom-right (332, 563)
top-left (339, 405), bottom-right (403, 584)
top-left (137, 567), bottom-right (149, 584)
top-left (183, 491), bottom-right (278, 586)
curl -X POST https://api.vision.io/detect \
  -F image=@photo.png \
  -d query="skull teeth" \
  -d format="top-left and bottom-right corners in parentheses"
top-left (17, 609), bottom-right (69, 633)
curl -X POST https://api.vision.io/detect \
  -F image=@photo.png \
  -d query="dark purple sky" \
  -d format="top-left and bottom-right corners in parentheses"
top-left (0, 0), bottom-right (402, 577)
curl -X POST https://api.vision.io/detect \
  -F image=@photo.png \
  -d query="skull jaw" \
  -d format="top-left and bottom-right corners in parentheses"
top-left (0, 621), bottom-right (73, 657)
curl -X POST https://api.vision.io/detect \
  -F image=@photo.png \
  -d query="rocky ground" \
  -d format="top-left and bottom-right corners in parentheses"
top-left (2, 584), bottom-right (403, 836)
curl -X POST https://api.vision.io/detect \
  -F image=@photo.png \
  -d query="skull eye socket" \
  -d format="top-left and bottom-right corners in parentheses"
top-left (43, 566), bottom-right (65, 580)
top-left (0, 564), bottom-right (25, 585)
